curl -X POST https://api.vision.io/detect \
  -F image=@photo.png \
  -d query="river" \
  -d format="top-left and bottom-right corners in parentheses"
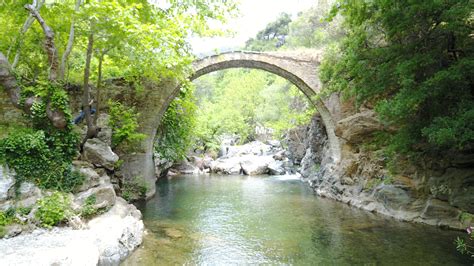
top-left (123, 174), bottom-right (471, 265)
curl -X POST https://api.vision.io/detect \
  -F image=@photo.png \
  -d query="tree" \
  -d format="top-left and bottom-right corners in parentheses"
top-left (245, 13), bottom-right (292, 51)
top-left (320, 0), bottom-right (474, 155)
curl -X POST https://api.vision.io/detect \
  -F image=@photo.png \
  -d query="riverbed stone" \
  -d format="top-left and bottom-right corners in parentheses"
top-left (83, 138), bottom-right (119, 170)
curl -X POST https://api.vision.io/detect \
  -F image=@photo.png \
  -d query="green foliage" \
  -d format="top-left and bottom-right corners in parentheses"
top-left (155, 83), bottom-right (197, 162)
top-left (246, 13), bottom-right (292, 51)
top-left (0, 0), bottom-right (237, 84)
top-left (35, 192), bottom-right (72, 228)
top-left (80, 195), bottom-right (99, 219)
top-left (107, 100), bottom-right (146, 149)
top-left (0, 80), bottom-right (83, 192)
top-left (0, 127), bottom-right (83, 192)
top-left (455, 226), bottom-right (474, 258)
top-left (320, 0), bottom-right (474, 156)
top-left (122, 177), bottom-right (148, 203)
top-left (192, 69), bottom-right (315, 152)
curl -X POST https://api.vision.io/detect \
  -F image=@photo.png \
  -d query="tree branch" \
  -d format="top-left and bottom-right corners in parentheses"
top-left (24, 3), bottom-right (59, 81)
top-left (59, 0), bottom-right (82, 80)
top-left (10, 0), bottom-right (45, 69)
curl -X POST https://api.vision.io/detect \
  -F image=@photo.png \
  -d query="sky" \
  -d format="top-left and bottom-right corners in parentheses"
top-left (190, 0), bottom-right (317, 55)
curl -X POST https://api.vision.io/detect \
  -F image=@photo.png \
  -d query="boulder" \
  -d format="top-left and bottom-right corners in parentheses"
top-left (83, 138), bottom-right (119, 170)
top-left (75, 166), bottom-right (101, 192)
top-left (240, 155), bottom-right (273, 176)
top-left (15, 182), bottom-right (42, 208)
top-left (268, 160), bottom-right (286, 175)
top-left (171, 160), bottom-right (199, 175)
top-left (154, 152), bottom-right (173, 178)
top-left (74, 184), bottom-right (117, 211)
top-left (210, 157), bottom-right (242, 175)
top-left (96, 114), bottom-right (113, 146)
top-left (0, 166), bottom-right (14, 202)
top-left (335, 109), bottom-right (383, 144)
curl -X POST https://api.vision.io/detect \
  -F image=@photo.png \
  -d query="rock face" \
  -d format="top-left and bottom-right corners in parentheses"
top-left (0, 166), bottom-right (14, 202)
top-left (335, 109), bottom-right (383, 144)
top-left (298, 93), bottom-right (474, 230)
top-left (0, 198), bottom-right (144, 266)
top-left (83, 138), bottom-right (119, 170)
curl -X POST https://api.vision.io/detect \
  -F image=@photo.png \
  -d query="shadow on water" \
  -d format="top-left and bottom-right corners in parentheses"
top-left (124, 174), bottom-right (472, 265)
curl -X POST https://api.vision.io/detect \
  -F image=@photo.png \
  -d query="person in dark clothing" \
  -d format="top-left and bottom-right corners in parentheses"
top-left (74, 99), bottom-right (96, 124)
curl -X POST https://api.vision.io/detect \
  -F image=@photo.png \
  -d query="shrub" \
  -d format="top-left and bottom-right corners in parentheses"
top-left (80, 195), bottom-right (98, 219)
top-left (107, 100), bottom-right (146, 149)
top-left (35, 192), bottom-right (71, 228)
top-left (0, 83), bottom-right (82, 193)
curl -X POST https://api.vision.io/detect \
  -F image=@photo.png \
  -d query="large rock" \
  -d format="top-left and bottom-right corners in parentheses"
top-left (268, 160), bottom-right (286, 175)
top-left (171, 160), bottom-right (199, 175)
top-left (74, 184), bottom-right (117, 210)
top-left (153, 152), bottom-right (173, 178)
top-left (83, 138), bottom-right (119, 170)
top-left (240, 155), bottom-right (273, 176)
top-left (0, 166), bottom-right (14, 202)
top-left (15, 182), bottom-right (42, 209)
top-left (75, 166), bottom-right (101, 192)
top-left (335, 109), bottom-right (383, 144)
top-left (210, 157), bottom-right (242, 175)
top-left (96, 114), bottom-right (113, 146)
top-left (0, 198), bottom-right (143, 266)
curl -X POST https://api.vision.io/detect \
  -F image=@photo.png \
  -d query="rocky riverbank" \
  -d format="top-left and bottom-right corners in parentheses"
top-left (0, 198), bottom-right (143, 265)
top-left (292, 99), bottom-right (473, 230)
top-left (0, 124), bottom-right (144, 265)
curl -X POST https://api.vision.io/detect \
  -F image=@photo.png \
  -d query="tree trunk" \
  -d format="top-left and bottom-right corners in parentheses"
top-left (59, 0), bottom-right (82, 80)
top-left (0, 52), bottom-right (67, 128)
top-left (24, 3), bottom-right (59, 81)
top-left (94, 50), bottom-right (105, 125)
top-left (82, 32), bottom-right (97, 146)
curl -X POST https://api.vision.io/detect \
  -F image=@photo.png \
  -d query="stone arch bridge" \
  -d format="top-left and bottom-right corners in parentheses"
top-left (119, 51), bottom-right (342, 198)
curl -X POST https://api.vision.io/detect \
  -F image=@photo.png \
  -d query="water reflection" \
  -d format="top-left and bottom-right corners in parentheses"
top-left (124, 175), bottom-right (471, 265)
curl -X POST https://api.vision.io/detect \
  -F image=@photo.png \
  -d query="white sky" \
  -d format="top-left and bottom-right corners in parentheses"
top-left (190, 0), bottom-right (317, 55)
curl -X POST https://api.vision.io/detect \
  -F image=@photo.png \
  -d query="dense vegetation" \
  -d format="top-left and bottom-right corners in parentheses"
top-left (0, 0), bottom-right (236, 190)
top-left (320, 0), bottom-right (474, 157)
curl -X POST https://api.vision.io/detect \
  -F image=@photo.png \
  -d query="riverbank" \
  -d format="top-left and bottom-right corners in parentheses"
top-left (0, 198), bottom-right (143, 265)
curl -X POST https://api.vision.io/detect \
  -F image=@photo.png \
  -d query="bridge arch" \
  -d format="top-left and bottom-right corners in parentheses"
top-left (120, 51), bottom-right (341, 198)
top-left (188, 51), bottom-right (341, 164)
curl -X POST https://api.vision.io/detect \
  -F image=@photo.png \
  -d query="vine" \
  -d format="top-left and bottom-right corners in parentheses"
top-left (0, 81), bottom-right (83, 192)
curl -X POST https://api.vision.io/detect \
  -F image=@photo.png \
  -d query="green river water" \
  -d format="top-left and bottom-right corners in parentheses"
top-left (123, 174), bottom-right (472, 265)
